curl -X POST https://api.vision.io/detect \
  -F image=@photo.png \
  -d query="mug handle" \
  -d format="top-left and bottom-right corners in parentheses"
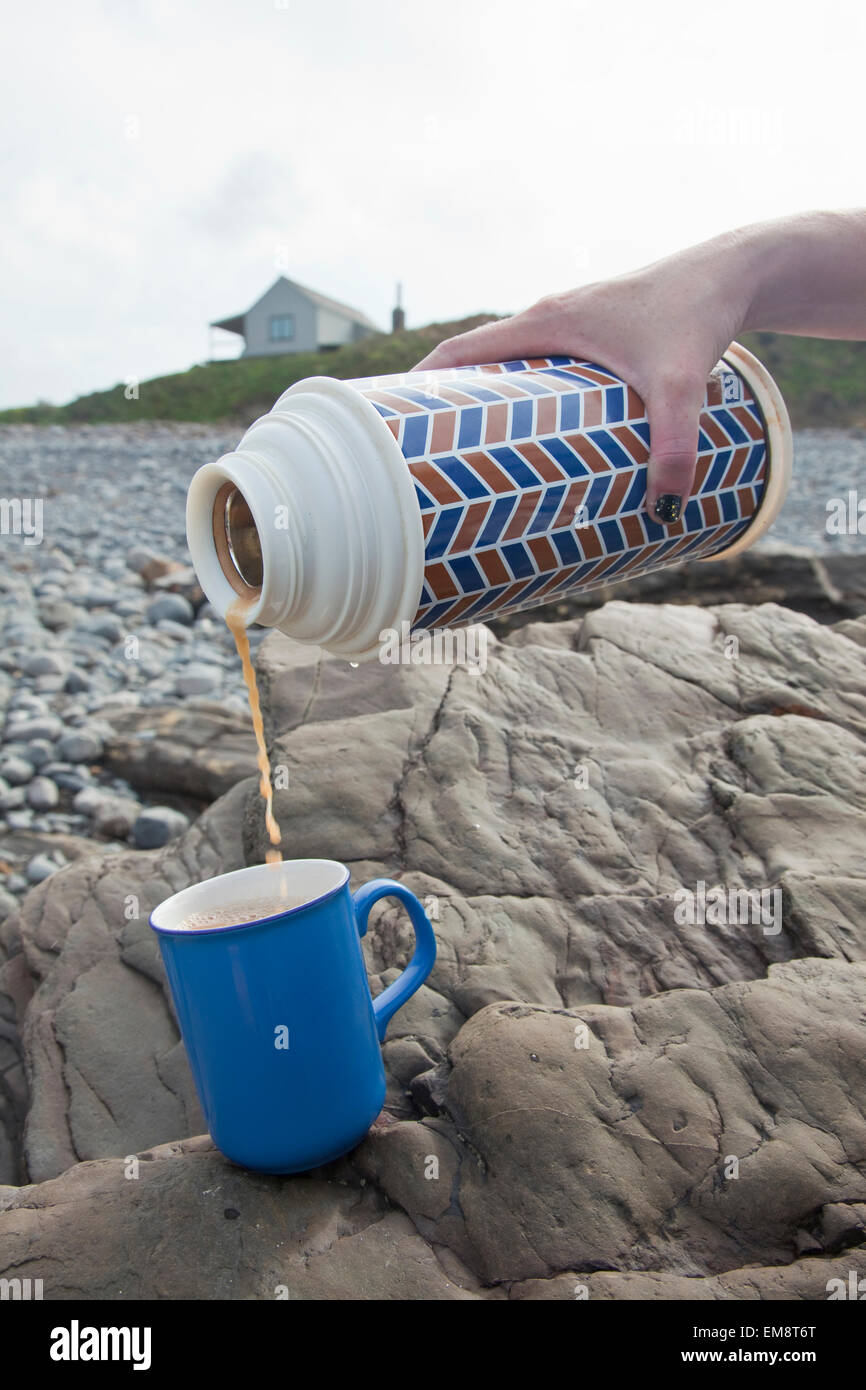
top-left (352, 879), bottom-right (437, 1042)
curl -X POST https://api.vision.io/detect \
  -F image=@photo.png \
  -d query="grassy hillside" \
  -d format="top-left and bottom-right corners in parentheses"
top-left (0, 316), bottom-right (496, 428)
top-left (738, 332), bottom-right (866, 427)
top-left (1, 320), bottom-right (863, 429)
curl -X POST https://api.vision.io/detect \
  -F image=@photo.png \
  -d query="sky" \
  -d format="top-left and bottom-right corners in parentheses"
top-left (2, 0), bottom-right (864, 409)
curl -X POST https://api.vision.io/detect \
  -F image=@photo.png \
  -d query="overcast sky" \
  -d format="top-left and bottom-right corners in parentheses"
top-left (3, 0), bottom-right (864, 409)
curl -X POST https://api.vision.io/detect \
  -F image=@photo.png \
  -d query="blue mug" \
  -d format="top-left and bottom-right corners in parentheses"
top-left (149, 858), bottom-right (436, 1174)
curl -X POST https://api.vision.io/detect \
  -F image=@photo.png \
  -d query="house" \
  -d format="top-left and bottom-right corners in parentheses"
top-left (210, 276), bottom-right (380, 358)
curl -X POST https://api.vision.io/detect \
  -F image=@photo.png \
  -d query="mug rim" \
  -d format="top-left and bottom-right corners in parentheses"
top-left (149, 857), bottom-right (351, 936)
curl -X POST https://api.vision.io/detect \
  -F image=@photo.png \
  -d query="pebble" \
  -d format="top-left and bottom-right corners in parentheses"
top-left (57, 729), bottom-right (104, 763)
top-left (0, 885), bottom-right (19, 920)
top-left (25, 739), bottom-right (54, 768)
top-left (146, 594), bottom-right (194, 626)
top-left (0, 757), bottom-right (35, 786)
top-left (65, 668), bottom-right (91, 693)
top-left (73, 787), bottom-right (106, 815)
top-left (5, 716), bottom-right (62, 743)
top-left (86, 615), bottom-right (125, 643)
top-left (155, 619), bottom-right (193, 641)
top-left (91, 796), bottom-right (140, 839)
top-left (21, 652), bottom-right (68, 677)
top-left (26, 854), bottom-right (61, 884)
top-left (132, 805), bottom-right (190, 849)
top-left (28, 776), bottom-right (60, 810)
top-left (175, 665), bottom-right (221, 696)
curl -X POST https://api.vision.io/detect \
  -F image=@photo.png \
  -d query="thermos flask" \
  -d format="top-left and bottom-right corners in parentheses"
top-left (186, 342), bottom-right (791, 660)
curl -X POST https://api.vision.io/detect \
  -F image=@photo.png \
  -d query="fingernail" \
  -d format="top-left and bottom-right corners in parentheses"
top-left (653, 494), bottom-right (682, 524)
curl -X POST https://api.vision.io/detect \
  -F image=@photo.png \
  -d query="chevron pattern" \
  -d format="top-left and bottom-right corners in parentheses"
top-left (348, 356), bottom-right (767, 631)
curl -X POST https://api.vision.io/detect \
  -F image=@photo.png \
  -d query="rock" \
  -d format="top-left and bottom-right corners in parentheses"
top-left (85, 616), bottom-right (124, 644)
top-left (56, 730), bottom-right (104, 763)
top-left (90, 796), bottom-right (140, 840)
top-left (150, 565), bottom-right (204, 607)
top-left (4, 782), bottom-right (249, 1181)
top-left (20, 653), bottom-right (68, 678)
top-left (26, 778), bottom-right (59, 811)
top-left (25, 854), bottom-right (60, 884)
top-left (0, 886), bottom-right (18, 921)
top-left (0, 1137), bottom-right (490, 1299)
top-left (0, 758), bottom-right (34, 787)
top-left (128, 550), bottom-right (186, 585)
top-left (23, 740), bottom-right (53, 769)
top-left (102, 704), bottom-right (257, 800)
top-left (145, 595), bottom-right (194, 627)
top-left (490, 547), bottom-right (866, 638)
top-left (132, 806), bottom-right (189, 850)
top-left (2, 587), bottom-right (865, 1297)
top-left (175, 665), bottom-right (221, 697)
top-left (4, 716), bottom-right (62, 743)
top-left (64, 669), bottom-right (91, 694)
top-left (835, 615), bottom-right (866, 649)
top-left (44, 766), bottom-right (90, 793)
top-left (154, 619), bottom-right (193, 641)
top-left (126, 546), bottom-right (159, 576)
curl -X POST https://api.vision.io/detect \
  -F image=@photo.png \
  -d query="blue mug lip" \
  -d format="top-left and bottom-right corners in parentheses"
top-left (149, 857), bottom-right (351, 936)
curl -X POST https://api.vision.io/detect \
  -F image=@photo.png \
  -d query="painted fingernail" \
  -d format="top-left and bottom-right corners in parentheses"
top-left (653, 494), bottom-right (682, 524)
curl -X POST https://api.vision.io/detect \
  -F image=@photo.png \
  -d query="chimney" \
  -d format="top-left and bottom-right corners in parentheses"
top-left (391, 282), bottom-right (405, 334)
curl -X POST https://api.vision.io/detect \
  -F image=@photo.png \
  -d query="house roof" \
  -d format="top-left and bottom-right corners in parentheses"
top-left (210, 276), bottom-right (380, 335)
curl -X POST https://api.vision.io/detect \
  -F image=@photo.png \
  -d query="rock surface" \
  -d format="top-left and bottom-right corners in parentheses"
top-left (1, 595), bottom-right (865, 1297)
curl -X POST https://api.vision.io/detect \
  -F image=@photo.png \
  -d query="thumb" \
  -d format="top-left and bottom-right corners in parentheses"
top-left (643, 381), bottom-right (703, 524)
top-left (412, 308), bottom-right (550, 371)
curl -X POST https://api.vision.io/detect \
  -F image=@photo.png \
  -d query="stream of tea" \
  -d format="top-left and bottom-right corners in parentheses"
top-left (225, 597), bottom-right (283, 866)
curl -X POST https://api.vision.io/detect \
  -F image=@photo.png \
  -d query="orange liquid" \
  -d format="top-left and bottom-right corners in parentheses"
top-left (226, 597), bottom-right (283, 865)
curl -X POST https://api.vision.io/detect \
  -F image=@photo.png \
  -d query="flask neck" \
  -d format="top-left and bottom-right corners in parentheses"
top-left (186, 383), bottom-right (424, 658)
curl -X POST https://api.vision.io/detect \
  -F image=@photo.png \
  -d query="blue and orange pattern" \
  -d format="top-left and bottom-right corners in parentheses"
top-left (348, 357), bottom-right (767, 631)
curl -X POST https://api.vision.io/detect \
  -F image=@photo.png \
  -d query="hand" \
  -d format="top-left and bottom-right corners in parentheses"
top-left (413, 252), bottom-right (749, 523)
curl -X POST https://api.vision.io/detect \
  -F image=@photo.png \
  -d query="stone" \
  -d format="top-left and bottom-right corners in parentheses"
top-left (85, 616), bottom-right (124, 644)
top-left (128, 550), bottom-right (186, 585)
top-left (2, 587), bottom-right (865, 1298)
top-left (132, 806), bottom-right (189, 850)
top-left (0, 758), bottom-right (34, 787)
top-left (102, 704), bottom-right (257, 801)
top-left (26, 777), bottom-right (59, 811)
top-left (20, 652), bottom-right (68, 678)
top-left (25, 854), bottom-right (60, 885)
top-left (4, 717), bottom-right (62, 743)
top-left (145, 595), bottom-right (194, 627)
top-left (64, 669), bottom-right (91, 694)
top-left (154, 619), bottom-right (193, 641)
top-left (90, 796), bottom-right (140, 840)
top-left (175, 665), bottom-right (221, 697)
top-left (0, 1137), bottom-right (491, 1299)
top-left (23, 740), bottom-right (53, 769)
top-left (56, 730), bottom-right (104, 764)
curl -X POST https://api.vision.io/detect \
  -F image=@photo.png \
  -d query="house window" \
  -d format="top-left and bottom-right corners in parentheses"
top-left (269, 314), bottom-right (295, 342)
